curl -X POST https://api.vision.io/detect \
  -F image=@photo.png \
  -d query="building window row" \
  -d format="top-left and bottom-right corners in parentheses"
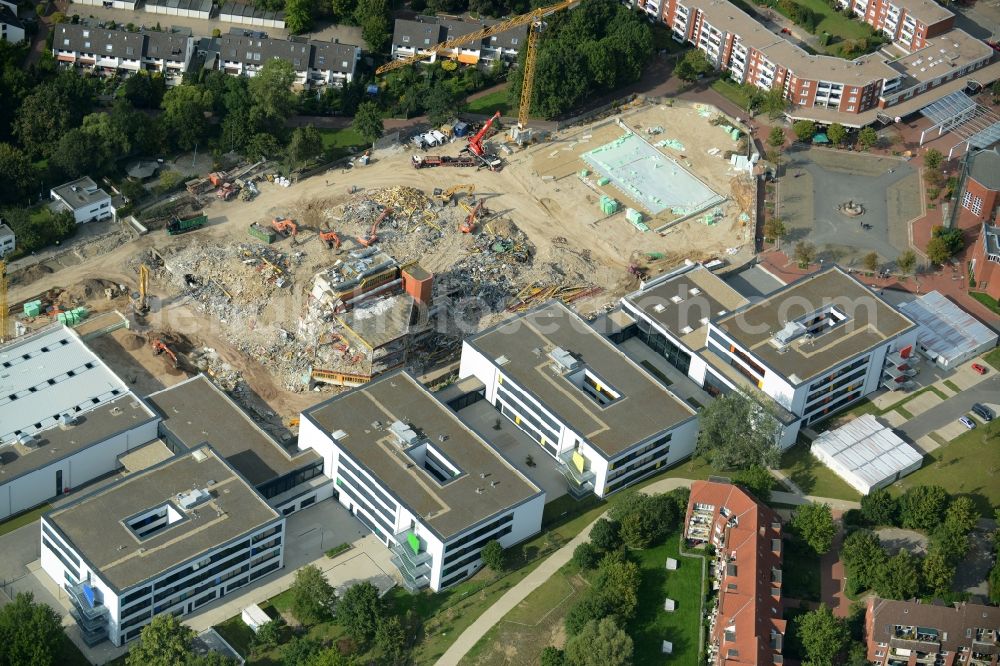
top-left (445, 513), bottom-right (515, 557)
top-left (337, 454), bottom-right (398, 516)
top-left (336, 459), bottom-right (397, 525)
top-left (609, 432), bottom-right (673, 474)
top-left (496, 387), bottom-right (560, 445)
top-left (496, 378), bottom-right (562, 435)
top-left (42, 537), bottom-right (81, 581)
top-left (257, 460), bottom-right (323, 499)
top-left (42, 524), bottom-right (81, 566)
top-left (441, 525), bottom-right (514, 578)
top-left (807, 354), bottom-right (871, 391)
top-left (335, 475), bottom-right (396, 536)
top-left (805, 366), bottom-right (868, 405)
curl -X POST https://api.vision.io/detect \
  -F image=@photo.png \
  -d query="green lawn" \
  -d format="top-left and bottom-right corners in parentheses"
top-left (778, 445), bottom-right (862, 502)
top-left (781, 534), bottom-right (822, 602)
top-left (627, 539), bottom-right (704, 665)
top-left (943, 379), bottom-right (961, 393)
top-left (711, 79), bottom-right (754, 111)
top-left (970, 291), bottom-right (1000, 315)
top-left (889, 425), bottom-right (1000, 515)
top-left (503, 570), bottom-right (576, 626)
top-left (985, 347), bottom-right (1000, 371)
top-left (316, 127), bottom-right (368, 160)
top-left (0, 503), bottom-right (51, 537)
top-left (464, 87), bottom-right (511, 116)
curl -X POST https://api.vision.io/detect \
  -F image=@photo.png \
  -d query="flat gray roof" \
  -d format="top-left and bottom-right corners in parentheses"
top-left (468, 301), bottom-right (697, 458)
top-left (1, 325), bottom-right (131, 444)
top-left (46, 446), bottom-right (279, 591)
top-left (0, 395), bottom-right (157, 483)
top-left (969, 147), bottom-right (1000, 191)
top-left (626, 264), bottom-right (750, 340)
top-left (147, 375), bottom-right (319, 487)
top-left (897, 290), bottom-right (998, 365)
top-left (50, 177), bottom-right (109, 210)
top-left (890, 29), bottom-right (993, 84)
top-left (812, 414), bottom-right (922, 489)
top-left (712, 267), bottom-right (915, 385)
top-left (304, 371), bottom-right (541, 540)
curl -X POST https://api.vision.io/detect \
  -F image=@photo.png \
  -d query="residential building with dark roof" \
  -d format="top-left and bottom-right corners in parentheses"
top-left (865, 597), bottom-right (1000, 665)
top-left (0, 0), bottom-right (25, 44)
top-left (0, 222), bottom-right (14, 257)
top-left (218, 31), bottom-right (360, 87)
top-left (53, 24), bottom-right (194, 82)
top-left (459, 300), bottom-right (699, 498)
top-left (390, 15), bottom-right (526, 65)
top-left (685, 480), bottom-right (786, 666)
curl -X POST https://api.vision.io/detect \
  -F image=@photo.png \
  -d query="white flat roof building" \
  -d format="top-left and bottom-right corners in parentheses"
top-left (0, 326), bottom-right (159, 520)
top-left (897, 290), bottom-right (998, 369)
top-left (0, 222), bottom-right (14, 257)
top-left (50, 177), bottom-right (114, 224)
top-left (810, 414), bottom-right (923, 495)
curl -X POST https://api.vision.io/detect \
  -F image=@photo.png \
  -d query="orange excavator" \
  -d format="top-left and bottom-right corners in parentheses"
top-left (151, 339), bottom-right (179, 368)
top-left (356, 207), bottom-right (392, 248)
top-left (460, 200), bottom-right (484, 233)
top-left (271, 218), bottom-right (299, 238)
top-left (319, 229), bottom-right (341, 251)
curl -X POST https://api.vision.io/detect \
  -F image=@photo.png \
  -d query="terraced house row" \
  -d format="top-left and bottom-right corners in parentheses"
top-left (53, 23), bottom-right (360, 88)
top-left (639, 0), bottom-right (997, 125)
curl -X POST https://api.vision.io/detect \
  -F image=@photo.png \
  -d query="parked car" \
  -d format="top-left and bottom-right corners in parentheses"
top-left (959, 416), bottom-right (977, 430)
top-left (972, 403), bottom-right (995, 422)
top-left (971, 363), bottom-right (987, 375)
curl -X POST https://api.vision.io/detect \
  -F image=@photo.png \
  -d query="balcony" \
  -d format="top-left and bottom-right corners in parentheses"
top-left (390, 531), bottom-right (432, 591)
top-left (67, 582), bottom-right (109, 646)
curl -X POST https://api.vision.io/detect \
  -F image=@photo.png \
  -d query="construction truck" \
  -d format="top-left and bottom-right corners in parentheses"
top-left (216, 183), bottom-right (237, 200)
top-left (166, 212), bottom-right (207, 235)
top-left (248, 223), bottom-right (277, 243)
top-left (131, 264), bottom-right (150, 314)
top-left (411, 155), bottom-right (478, 169)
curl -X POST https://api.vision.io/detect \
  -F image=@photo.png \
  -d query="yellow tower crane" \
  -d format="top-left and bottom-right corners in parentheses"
top-left (375, 0), bottom-right (578, 141)
top-left (0, 260), bottom-right (7, 343)
top-left (132, 264), bottom-right (150, 314)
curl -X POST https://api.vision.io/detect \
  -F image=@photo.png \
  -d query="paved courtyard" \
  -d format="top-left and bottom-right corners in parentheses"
top-left (780, 148), bottom-right (921, 267)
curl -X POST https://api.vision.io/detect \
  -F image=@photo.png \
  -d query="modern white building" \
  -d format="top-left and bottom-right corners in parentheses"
top-left (897, 290), bottom-right (998, 369)
top-left (460, 301), bottom-right (700, 499)
top-left (0, 325), bottom-right (159, 521)
top-left (623, 264), bottom-right (919, 443)
top-left (70, 0), bottom-right (138, 10)
top-left (40, 445), bottom-right (284, 646)
top-left (299, 370), bottom-right (545, 592)
top-left (0, 222), bottom-right (14, 257)
top-left (810, 414), bottom-right (922, 494)
top-left (50, 177), bottom-right (115, 224)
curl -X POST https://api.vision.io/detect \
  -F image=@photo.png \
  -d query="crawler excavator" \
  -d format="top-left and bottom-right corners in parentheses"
top-left (271, 218), bottom-right (299, 238)
top-left (150, 339), bottom-right (179, 368)
top-left (356, 208), bottom-right (392, 248)
top-left (319, 229), bottom-right (342, 251)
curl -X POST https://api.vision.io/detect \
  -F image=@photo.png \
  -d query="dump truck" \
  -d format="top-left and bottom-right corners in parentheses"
top-left (411, 155), bottom-right (477, 169)
top-left (166, 212), bottom-right (207, 235)
top-left (248, 222), bottom-right (277, 243)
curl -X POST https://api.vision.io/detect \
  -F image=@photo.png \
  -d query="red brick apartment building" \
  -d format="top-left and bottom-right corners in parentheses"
top-left (685, 480), bottom-right (786, 665)
top-left (865, 597), bottom-right (1000, 665)
top-left (643, 0), bottom-right (996, 124)
top-left (834, 0), bottom-right (954, 53)
top-left (971, 222), bottom-right (1000, 301)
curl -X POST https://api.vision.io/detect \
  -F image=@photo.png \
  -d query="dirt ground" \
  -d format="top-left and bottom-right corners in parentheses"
top-left (7, 99), bottom-right (753, 420)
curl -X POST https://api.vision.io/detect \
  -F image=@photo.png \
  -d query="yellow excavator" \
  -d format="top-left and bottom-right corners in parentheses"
top-left (436, 184), bottom-right (475, 206)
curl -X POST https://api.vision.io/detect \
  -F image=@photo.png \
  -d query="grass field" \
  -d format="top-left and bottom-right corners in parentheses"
top-left (970, 292), bottom-right (1000, 316)
top-left (317, 127), bottom-right (367, 160)
top-left (778, 445), bottom-right (862, 502)
top-left (781, 534), bottom-right (822, 602)
top-left (0, 503), bottom-right (51, 537)
top-left (983, 347), bottom-right (1000, 371)
top-left (889, 425), bottom-right (1000, 515)
top-left (464, 87), bottom-right (511, 116)
top-left (711, 79), bottom-right (754, 111)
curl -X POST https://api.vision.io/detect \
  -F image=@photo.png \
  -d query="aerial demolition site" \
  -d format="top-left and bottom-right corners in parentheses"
top-left (5, 101), bottom-right (759, 425)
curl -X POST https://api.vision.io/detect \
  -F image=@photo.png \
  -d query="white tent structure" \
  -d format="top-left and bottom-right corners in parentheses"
top-left (898, 291), bottom-right (998, 369)
top-left (810, 415), bottom-right (923, 495)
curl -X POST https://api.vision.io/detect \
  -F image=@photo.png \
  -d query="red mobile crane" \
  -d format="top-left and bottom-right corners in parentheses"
top-left (464, 112), bottom-right (503, 171)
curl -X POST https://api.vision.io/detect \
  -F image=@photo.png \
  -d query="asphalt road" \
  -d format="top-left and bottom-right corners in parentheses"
top-left (896, 375), bottom-right (1000, 441)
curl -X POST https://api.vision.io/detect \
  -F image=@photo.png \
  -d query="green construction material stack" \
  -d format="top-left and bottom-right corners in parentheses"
top-left (23, 300), bottom-right (42, 317)
top-left (626, 208), bottom-right (649, 232)
top-left (730, 128), bottom-right (741, 141)
top-left (72, 307), bottom-right (88, 321)
top-left (579, 169), bottom-right (590, 178)
top-left (600, 195), bottom-right (619, 215)
top-left (597, 177), bottom-right (611, 186)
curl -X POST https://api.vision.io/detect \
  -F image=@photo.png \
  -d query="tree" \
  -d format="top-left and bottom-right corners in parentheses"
top-left (794, 240), bottom-right (817, 268)
top-left (14, 73), bottom-right (95, 159)
top-left (248, 58), bottom-right (297, 124)
top-left (763, 217), bottom-right (788, 244)
top-left (944, 496), bottom-right (979, 534)
top-left (0, 142), bottom-right (38, 205)
top-left (288, 125), bottom-right (324, 167)
top-left (608, 491), bottom-right (678, 549)
top-left (353, 101), bottom-right (383, 144)
top-left (840, 529), bottom-right (887, 591)
top-left (926, 226), bottom-right (964, 265)
top-left (857, 126), bottom-right (878, 149)
top-left (160, 84), bottom-right (213, 150)
top-left (481, 539), bottom-right (505, 572)
top-left (337, 581), bottom-right (383, 645)
top-left (573, 542), bottom-right (601, 569)
top-left (305, 649), bottom-right (353, 666)
top-left (827, 122), bottom-right (846, 145)
top-left (795, 605), bottom-right (851, 666)
top-left (921, 552), bottom-right (955, 597)
top-left (874, 549), bottom-right (920, 600)
top-left (862, 251), bottom-right (880, 273)
top-left (281, 636), bottom-right (324, 666)
top-left (896, 249), bottom-right (917, 276)
top-left (284, 0), bottom-right (314, 33)
top-left (564, 617), bottom-right (633, 666)
top-left (760, 87), bottom-right (790, 118)
top-left (696, 392), bottom-right (781, 469)
top-left (675, 48), bottom-right (712, 82)
top-left (898, 485), bottom-right (949, 531)
top-left (541, 646), bottom-right (566, 666)
top-left (251, 618), bottom-right (284, 654)
top-left (792, 502), bottom-right (837, 554)
top-left (355, 0), bottom-right (391, 52)
top-left (593, 552), bottom-right (641, 621)
top-left (122, 72), bottom-right (166, 109)
top-left (860, 488), bottom-right (896, 526)
top-left (589, 518), bottom-right (619, 552)
top-left (126, 614), bottom-right (195, 666)
top-left (565, 593), bottom-right (614, 636)
top-left (767, 126), bottom-right (785, 149)
top-left (245, 132), bottom-right (283, 160)
top-left (290, 564), bottom-right (336, 625)
top-left (51, 127), bottom-right (112, 179)
top-left (423, 85), bottom-right (459, 127)
top-left (375, 615), bottom-right (407, 665)
top-left (733, 465), bottom-right (774, 502)
top-left (929, 522), bottom-right (969, 566)
top-left (924, 148), bottom-right (943, 170)
top-left (990, 559), bottom-right (1000, 604)
top-left (0, 592), bottom-right (66, 666)
top-left (793, 119), bottom-right (817, 142)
